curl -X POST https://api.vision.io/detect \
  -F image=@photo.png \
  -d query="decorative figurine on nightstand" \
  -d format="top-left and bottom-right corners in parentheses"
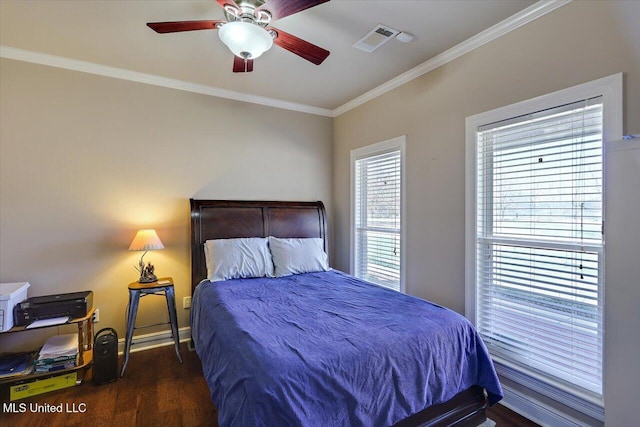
top-left (136, 261), bottom-right (158, 283)
top-left (128, 229), bottom-right (164, 283)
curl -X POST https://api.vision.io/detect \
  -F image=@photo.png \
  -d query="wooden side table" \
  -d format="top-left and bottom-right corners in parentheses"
top-left (121, 277), bottom-right (183, 377)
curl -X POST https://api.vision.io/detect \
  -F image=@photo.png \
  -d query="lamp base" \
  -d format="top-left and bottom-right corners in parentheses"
top-left (137, 261), bottom-right (158, 283)
top-left (138, 274), bottom-right (158, 284)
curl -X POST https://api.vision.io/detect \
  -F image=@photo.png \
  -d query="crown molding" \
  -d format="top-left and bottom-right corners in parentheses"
top-left (331, 0), bottom-right (572, 117)
top-left (0, 45), bottom-right (333, 117)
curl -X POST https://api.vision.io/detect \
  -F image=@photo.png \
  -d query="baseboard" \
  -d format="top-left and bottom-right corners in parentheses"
top-left (117, 326), bottom-right (191, 355)
top-left (501, 385), bottom-right (601, 427)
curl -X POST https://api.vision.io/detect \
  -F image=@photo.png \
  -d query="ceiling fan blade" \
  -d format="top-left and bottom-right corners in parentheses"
top-left (147, 20), bottom-right (224, 33)
top-left (233, 56), bottom-right (254, 73)
top-left (269, 27), bottom-right (329, 65)
top-left (256, 0), bottom-right (329, 21)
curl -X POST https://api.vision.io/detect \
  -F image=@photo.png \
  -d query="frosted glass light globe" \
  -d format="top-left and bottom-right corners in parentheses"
top-left (219, 21), bottom-right (273, 59)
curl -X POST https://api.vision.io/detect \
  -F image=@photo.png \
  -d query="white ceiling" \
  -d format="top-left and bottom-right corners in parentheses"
top-left (0, 0), bottom-right (540, 113)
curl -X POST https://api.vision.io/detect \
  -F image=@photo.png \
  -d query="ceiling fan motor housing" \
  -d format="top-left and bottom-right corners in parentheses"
top-left (224, 3), bottom-right (271, 27)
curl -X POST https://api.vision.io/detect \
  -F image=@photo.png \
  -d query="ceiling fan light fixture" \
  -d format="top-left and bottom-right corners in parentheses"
top-left (218, 21), bottom-right (273, 59)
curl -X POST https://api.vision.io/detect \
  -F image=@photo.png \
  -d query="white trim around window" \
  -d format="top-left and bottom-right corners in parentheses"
top-left (465, 73), bottom-right (622, 422)
top-left (350, 136), bottom-right (406, 293)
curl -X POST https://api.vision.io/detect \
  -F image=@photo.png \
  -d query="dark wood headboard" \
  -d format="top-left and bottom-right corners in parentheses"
top-left (189, 200), bottom-right (327, 292)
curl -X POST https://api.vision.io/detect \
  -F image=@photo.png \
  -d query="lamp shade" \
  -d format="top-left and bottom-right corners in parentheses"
top-left (218, 21), bottom-right (273, 59)
top-left (128, 229), bottom-right (165, 251)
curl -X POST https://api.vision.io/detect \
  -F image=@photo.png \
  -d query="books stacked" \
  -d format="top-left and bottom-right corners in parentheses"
top-left (35, 334), bottom-right (78, 373)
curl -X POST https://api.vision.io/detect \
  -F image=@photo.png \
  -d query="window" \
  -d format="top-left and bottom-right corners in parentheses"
top-left (351, 136), bottom-right (405, 292)
top-left (466, 74), bottom-right (621, 416)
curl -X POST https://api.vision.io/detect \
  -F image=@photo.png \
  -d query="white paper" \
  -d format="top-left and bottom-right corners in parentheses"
top-left (38, 333), bottom-right (78, 359)
top-left (26, 316), bottom-right (70, 329)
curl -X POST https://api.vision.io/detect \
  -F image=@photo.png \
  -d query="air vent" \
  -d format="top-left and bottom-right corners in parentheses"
top-left (353, 24), bottom-right (400, 53)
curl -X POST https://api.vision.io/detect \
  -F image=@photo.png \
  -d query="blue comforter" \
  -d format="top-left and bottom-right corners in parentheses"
top-left (192, 270), bottom-right (502, 426)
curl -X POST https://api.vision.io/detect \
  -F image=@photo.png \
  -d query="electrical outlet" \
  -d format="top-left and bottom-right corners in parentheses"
top-left (183, 296), bottom-right (191, 309)
top-left (93, 308), bottom-right (100, 323)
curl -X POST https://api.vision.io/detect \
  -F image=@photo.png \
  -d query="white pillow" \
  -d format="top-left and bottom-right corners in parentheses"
top-left (268, 236), bottom-right (329, 277)
top-left (204, 238), bottom-right (274, 282)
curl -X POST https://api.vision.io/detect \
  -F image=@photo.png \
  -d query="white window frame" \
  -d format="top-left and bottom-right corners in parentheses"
top-left (350, 136), bottom-right (406, 293)
top-left (465, 73), bottom-right (622, 419)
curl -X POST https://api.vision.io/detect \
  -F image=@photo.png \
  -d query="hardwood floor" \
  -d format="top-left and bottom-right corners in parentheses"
top-left (1, 343), bottom-right (216, 427)
top-left (1, 344), bottom-right (538, 427)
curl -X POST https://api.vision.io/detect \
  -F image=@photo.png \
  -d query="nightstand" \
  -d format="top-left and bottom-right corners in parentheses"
top-left (121, 277), bottom-right (183, 377)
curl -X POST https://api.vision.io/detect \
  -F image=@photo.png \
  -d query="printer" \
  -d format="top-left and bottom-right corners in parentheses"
top-left (13, 291), bottom-right (93, 326)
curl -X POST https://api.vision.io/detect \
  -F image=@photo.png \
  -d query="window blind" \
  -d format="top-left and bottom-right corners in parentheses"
top-left (476, 97), bottom-right (604, 398)
top-left (354, 150), bottom-right (401, 290)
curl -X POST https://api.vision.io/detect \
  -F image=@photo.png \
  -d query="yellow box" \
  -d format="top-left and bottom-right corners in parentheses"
top-left (9, 372), bottom-right (77, 401)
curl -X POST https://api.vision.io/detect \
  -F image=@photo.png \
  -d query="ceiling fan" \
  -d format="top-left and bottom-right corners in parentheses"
top-left (147, 0), bottom-right (330, 73)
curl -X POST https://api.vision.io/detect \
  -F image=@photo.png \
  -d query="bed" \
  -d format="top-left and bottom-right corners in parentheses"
top-left (189, 199), bottom-right (502, 426)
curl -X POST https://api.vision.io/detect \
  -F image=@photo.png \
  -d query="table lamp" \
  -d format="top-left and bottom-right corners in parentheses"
top-left (129, 229), bottom-right (164, 283)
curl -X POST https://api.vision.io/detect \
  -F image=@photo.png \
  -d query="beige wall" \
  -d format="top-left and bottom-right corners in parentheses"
top-left (333, 1), bottom-right (638, 425)
top-left (0, 59), bottom-right (332, 351)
